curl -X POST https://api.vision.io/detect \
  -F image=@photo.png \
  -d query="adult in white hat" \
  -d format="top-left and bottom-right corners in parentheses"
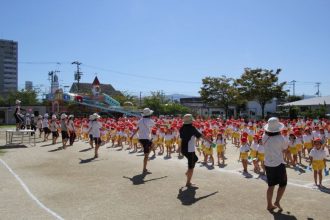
top-left (131, 108), bottom-right (155, 173)
top-left (179, 114), bottom-right (213, 187)
top-left (262, 117), bottom-right (288, 212)
top-left (88, 113), bottom-right (102, 158)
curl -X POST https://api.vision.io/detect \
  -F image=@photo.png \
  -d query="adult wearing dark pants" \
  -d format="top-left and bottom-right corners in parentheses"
top-left (131, 108), bottom-right (155, 173)
top-left (262, 117), bottom-right (288, 211)
top-left (179, 114), bottom-right (212, 187)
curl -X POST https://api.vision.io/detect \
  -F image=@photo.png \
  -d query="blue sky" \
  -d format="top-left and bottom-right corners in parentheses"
top-left (1, 0), bottom-right (330, 97)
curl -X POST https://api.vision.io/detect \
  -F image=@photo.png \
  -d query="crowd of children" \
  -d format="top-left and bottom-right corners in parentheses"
top-left (27, 114), bottom-right (330, 186)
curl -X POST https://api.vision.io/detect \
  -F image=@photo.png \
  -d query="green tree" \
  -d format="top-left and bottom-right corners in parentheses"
top-left (142, 91), bottom-right (169, 115)
top-left (200, 76), bottom-right (242, 118)
top-left (235, 68), bottom-right (287, 119)
top-left (7, 89), bottom-right (39, 106)
top-left (286, 95), bottom-right (303, 103)
top-left (163, 103), bottom-right (190, 116)
top-left (112, 91), bottom-right (137, 106)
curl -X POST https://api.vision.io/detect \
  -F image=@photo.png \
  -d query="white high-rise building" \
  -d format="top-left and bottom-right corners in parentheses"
top-left (0, 39), bottom-right (18, 98)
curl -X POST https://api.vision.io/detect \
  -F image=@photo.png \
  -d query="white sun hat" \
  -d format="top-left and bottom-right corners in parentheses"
top-left (38, 115), bottom-right (43, 119)
top-left (68, 114), bottom-right (74, 119)
top-left (52, 114), bottom-right (57, 119)
top-left (264, 117), bottom-right (284, 133)
top-left (61, 113), bottom-right (67, 119)
top-left (92, 113), bottom-right (101, 120)
top-left (44, 113), bottom-right (49, 118)
top-left (16, 100), bottom-right (21, 104)
top-left (183, 114), bottom-right (194, 125)
top-left (89, 115), bottom-right (94, 120)
top-left (142, 108), bottom-right (154, 116)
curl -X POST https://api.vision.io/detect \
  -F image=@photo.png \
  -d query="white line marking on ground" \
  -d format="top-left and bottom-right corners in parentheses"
top-left (0, 159), bottom-right (64, 220)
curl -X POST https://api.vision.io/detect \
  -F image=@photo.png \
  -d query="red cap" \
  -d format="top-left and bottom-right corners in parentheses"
top-left (241, 137), bottom-right (247, 143)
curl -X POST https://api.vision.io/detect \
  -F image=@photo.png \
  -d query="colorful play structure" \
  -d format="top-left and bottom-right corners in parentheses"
top-left (46, 74), bottom-right (141, 117)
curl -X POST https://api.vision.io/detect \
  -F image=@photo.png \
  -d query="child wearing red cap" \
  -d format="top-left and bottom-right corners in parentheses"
top-left (164, 129), bottom-right (173, 158)
top-left (288, 133), bottom-right (298, 167)
top-left (216, 133), bottom-right (226, 165)
top-left (303, 128), bottom-right (313, 158)
top-left (250, 135), bottom-right (260, 173)
top-left (256, 138), bottom-right (265, 174)
top-left (295, 131), bottom-right (303, 164)
top-left (239, 137), bottom-right (250, 173)
top-left (309, 138), bottom-right (327, 187)
top-left (203, 134), bottom-right (214, 166)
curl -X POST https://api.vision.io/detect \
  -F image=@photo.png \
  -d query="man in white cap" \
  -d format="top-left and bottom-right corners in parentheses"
top-left (262, 117), bottom-right (288, 211)
top-left (179, 114), bottom-right (213, 187)
top-left (130, 108), bottom-right (155, 173)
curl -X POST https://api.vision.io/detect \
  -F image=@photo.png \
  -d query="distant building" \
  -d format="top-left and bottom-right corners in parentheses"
top-left (25, 81), bottom-right (33, 91)
top-left (180, 97), bottom-right (278, 118)
top-left (0, 39), bottom-right (18, 98)
top-left (180, 97), bottom-right (236, 118)
top-left (281, 95), bottom-right (330, 113)
top-left (69, 76), bottom-right (122, 97)
top-left (51, 73), bottom-right (59, 94)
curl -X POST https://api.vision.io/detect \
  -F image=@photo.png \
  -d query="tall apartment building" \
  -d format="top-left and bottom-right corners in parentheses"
top-left (0, 39), bottom-right (18, 98)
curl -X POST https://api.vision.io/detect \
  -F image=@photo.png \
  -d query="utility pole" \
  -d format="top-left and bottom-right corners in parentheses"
top-left (315, 82), bottom-right (321, 97)
top-left (139, 91), bottom-right (142, 107)
top-left (71, 61), bottom-right (82, 92)
top-left (290, 80), bottom-right (296, 96)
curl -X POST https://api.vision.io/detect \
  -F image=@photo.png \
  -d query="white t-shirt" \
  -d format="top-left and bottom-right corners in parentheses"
top-left (90, 121), bottom-right (102, 138)
top-left (42, 119), bottom-right (49, 128)
top-left (137, 118), bottom-right (155, 140)
top-left (303, 134), bottom-right (313, 143)
top-left (309, 148), bottom-right (327, 160)
top-left (257, 144), bottom-right (265, 153)
top-left (240, 144), bottom-right (250, 153)
top-left (262, 134), bottom-right (288, 167)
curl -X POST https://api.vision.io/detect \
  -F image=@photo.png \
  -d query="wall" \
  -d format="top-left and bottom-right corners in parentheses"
top-left (0, 106), bottom-right (47, 124)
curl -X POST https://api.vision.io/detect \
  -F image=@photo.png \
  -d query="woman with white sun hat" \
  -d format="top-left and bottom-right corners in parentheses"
top-left (130, 108), bottom-right (156, 173)
top-left (88, 113), bottom-right (102, 158)
top-left (262, 117), bottom-right (288, 212)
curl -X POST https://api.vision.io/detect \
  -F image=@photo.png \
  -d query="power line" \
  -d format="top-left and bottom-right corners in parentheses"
top-left (82, 64), bottom-right (201, 84)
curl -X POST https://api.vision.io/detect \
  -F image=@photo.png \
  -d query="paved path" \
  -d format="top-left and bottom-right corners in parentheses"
top-left (1, 131), bottom-right (330, 220)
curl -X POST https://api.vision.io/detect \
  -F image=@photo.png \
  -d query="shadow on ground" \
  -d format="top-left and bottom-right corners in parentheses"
top-left (79, 157), bottom-right (97, 164)
top-left (177, 186), bottom-right (218, 206)
top-left (269, 210), bottom-right (298, 220)
top-left (123, 173), bottom-right (167, 185)
top-left (0, 144), bottom-right (27, 149)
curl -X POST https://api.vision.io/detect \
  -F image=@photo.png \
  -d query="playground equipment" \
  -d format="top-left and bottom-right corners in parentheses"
top-left (48, 76), bottom-right (141, 117)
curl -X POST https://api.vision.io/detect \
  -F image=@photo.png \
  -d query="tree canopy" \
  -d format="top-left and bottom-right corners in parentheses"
top-left (200, 75), bottom-right (243, 118)
top-left (235, 68), bottom-right (287, 118)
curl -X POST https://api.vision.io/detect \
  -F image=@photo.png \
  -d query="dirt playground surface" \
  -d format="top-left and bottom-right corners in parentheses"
top-left (0, 129), bottom-right (330, 220)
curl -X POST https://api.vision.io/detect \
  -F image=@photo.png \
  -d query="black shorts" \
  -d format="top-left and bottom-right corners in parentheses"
top-left (265, 163), bottom-right (287, 187)
top-left (139, 139), bottom-right (152, 154)
top-left (183, 152), bottom-right (198, 169)
top-left (94, 137), bottom-right (101, 145)
top-left (43, 127), bottom-right (51, 134)
top-left (61, 131), bottom-right (69, 140)
top-left (52, 131), bottom-right (59, 138)
top-left (89, 134), bottom-right (93, 142)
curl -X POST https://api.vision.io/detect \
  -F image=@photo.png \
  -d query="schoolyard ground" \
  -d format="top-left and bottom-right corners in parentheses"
top-left (1, 128), bottom-right (330, 220)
